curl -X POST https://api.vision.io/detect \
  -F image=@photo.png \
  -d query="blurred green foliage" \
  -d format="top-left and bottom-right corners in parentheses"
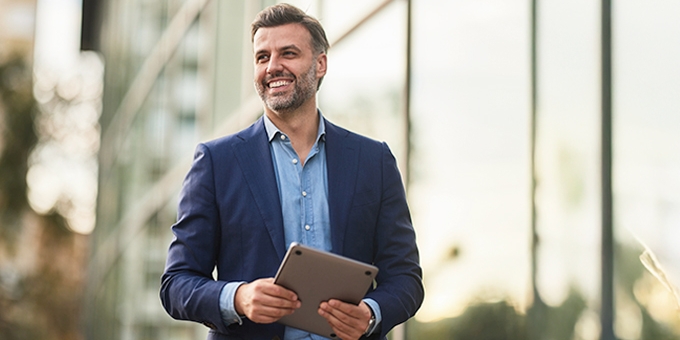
top-left (407, 290), bottom-right (584, 340)
top-left (406, 242), bottom-right (679, 339)
top-left (0, 56), bottom-right (86, 340)
top-left (0, 56), bottom-right (38, 248)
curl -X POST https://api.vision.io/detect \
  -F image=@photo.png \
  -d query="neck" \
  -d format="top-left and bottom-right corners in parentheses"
top-left (265, 100), bottom-right (320, 165)
top-left (266, 96), bottom-right (318, 136)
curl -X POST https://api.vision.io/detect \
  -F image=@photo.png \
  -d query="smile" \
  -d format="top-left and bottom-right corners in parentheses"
top-left (268, 80), bottom-right (292, 88)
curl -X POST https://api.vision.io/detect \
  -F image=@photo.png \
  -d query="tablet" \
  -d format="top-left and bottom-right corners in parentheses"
top-left (273, 243), bottom-right (379, 338)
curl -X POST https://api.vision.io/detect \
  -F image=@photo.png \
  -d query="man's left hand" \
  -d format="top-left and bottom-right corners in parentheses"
top-left (318, 300), bottom-right (372, 340)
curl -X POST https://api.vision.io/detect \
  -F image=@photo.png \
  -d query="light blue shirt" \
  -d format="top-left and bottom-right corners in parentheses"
top-left (267, 114), bottom-right (331, 253)
top-left (219, 112), bottom-right (381, 339)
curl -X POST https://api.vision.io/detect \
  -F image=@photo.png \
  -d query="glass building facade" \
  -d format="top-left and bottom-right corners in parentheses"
top-left (86, 0), bottom-right (680, 339)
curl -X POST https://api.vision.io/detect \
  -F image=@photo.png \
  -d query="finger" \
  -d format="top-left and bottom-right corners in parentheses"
top-left (252, 291), bottom-right (301, 310)
top-left (252, 282), bottom-right (296, 304)
top-left (247, 304), bottom-right (298, 324)
top-left (318, 302), bottom-right (365, 339)
top-left (244, 294), bottom-right (299, 324)
top-left (322, 301), bottom-right (357, 325)
top-left (327, 299), bottom-right (365, 317)
top-left (318, 308), bottom-right (350, 339)
top-left (326, 299), bottom-right (370, 326)
top-left (319, 311), bottom-right (362, 340)
top-left (258, 278), bottom-right (300, 302)
top-left (236, 280), bottom-right (301, 322)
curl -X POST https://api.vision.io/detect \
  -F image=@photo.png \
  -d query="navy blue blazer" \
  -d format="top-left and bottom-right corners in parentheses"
top-left (160, 117), bottom-right (423, 340)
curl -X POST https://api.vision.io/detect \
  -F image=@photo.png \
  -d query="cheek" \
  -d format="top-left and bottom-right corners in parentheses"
top-left (254, 66), bottom-right (266, 80)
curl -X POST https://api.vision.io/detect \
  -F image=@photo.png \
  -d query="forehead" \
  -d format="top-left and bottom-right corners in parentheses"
top-left (253, 23), bottom-right (313, 53)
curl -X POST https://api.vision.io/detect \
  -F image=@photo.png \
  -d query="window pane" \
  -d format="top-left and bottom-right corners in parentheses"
top-left (408, 0), bottom-right (531, 338)
top-left (534, 1), bottom-right (602, 339)
top-left (614, 1), bottom-right (680, 338)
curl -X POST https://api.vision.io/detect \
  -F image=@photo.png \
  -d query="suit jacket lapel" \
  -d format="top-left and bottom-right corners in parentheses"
top-left (232, 117), bottom-right (286, 259)
top-left (325, 119), bottom-right (360, 255)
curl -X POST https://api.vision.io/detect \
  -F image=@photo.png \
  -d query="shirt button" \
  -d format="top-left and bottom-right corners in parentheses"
top-left (304, 225), bottom-right (311, 231)
top-left (280, 135), bottom-right (286, 140)
top-left (292, 159), bottom-right (298, 164)
top-left (302, 191), bottom-right (307, 197)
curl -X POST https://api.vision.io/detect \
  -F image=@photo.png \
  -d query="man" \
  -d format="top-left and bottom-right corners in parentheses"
top-left (160, 4), bottom-right (423, 340)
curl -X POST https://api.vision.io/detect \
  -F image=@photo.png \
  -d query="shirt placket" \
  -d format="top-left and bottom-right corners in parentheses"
top-left (301, 145), bottom-right (319, 247)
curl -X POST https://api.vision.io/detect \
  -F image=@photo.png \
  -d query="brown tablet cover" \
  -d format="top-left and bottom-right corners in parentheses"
top-left (273, 243), bottom-right (378, 338)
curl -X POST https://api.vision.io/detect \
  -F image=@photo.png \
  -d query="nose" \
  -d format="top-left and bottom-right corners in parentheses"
top-left (266, 55), bottom-right (283, 74)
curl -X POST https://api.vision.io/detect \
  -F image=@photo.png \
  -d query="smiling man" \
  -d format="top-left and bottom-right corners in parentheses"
top-left (253, 22), bottom-right (322, 115)
top-left (160, 4), bottom-right (423, 340)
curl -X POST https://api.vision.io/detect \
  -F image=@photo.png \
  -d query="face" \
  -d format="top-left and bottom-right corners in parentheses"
top-left (253, 23), bottom-right (327, 114)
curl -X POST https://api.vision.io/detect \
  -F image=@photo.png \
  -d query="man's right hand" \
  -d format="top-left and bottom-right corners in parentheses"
top-left (234, 278), bottom-right (301, 324)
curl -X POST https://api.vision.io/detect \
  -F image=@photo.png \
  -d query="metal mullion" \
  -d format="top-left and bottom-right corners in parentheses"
top-left (601, 0), bottom-right (615, 338)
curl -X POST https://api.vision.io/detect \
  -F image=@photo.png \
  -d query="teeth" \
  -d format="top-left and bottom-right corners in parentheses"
top-left (269, 80), bottom-right (290, 88)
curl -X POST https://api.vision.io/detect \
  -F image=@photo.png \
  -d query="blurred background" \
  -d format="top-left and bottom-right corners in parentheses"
top-left (0, 0), bottom-right (678, 339)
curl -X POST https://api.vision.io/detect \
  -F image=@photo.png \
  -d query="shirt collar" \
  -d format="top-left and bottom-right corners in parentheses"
top-left (263, 110), bottom-right (326, 143)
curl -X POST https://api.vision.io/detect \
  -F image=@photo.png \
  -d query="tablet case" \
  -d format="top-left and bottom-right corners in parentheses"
top-left (273, 243), bottom-right (379, 338)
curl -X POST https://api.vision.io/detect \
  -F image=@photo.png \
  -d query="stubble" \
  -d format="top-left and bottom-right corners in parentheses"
top-left (256, 62), bottom-right (317, 114)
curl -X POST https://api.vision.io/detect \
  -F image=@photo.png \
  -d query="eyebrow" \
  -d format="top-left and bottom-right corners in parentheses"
top-left (279, 44), bottom-right (301, 52)
top-left (255, 44), bottom-right (302, 56)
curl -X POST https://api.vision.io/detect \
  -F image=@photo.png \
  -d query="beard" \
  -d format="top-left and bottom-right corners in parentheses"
top-left (255, 62), bottom-right (317, 113)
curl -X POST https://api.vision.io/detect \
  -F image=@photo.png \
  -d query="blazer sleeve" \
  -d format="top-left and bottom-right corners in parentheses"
top-left (365, 142), bottom-right (424, 339)
top-left (159, 143), bottom-right (229, 333)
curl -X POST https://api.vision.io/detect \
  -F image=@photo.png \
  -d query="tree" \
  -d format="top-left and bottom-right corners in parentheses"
top-left (0, 55), bottom-right (87, 340)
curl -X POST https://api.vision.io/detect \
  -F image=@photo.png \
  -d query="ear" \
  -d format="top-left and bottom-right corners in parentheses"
top-left (316, 52), bottom-right (327, 78)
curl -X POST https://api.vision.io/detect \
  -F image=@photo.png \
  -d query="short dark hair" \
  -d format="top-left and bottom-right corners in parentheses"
top-left (251, 3), bottom-right (329, 56)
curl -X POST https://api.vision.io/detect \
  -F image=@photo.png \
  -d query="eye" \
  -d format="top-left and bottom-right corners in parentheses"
top-left (256, 54), bottom-right (269, 63)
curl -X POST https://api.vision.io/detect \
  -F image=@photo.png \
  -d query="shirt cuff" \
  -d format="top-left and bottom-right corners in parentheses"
top-left (219, 281), bottom-right (246, 326)
top-left (362, 298), bottom-right (382, 335)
